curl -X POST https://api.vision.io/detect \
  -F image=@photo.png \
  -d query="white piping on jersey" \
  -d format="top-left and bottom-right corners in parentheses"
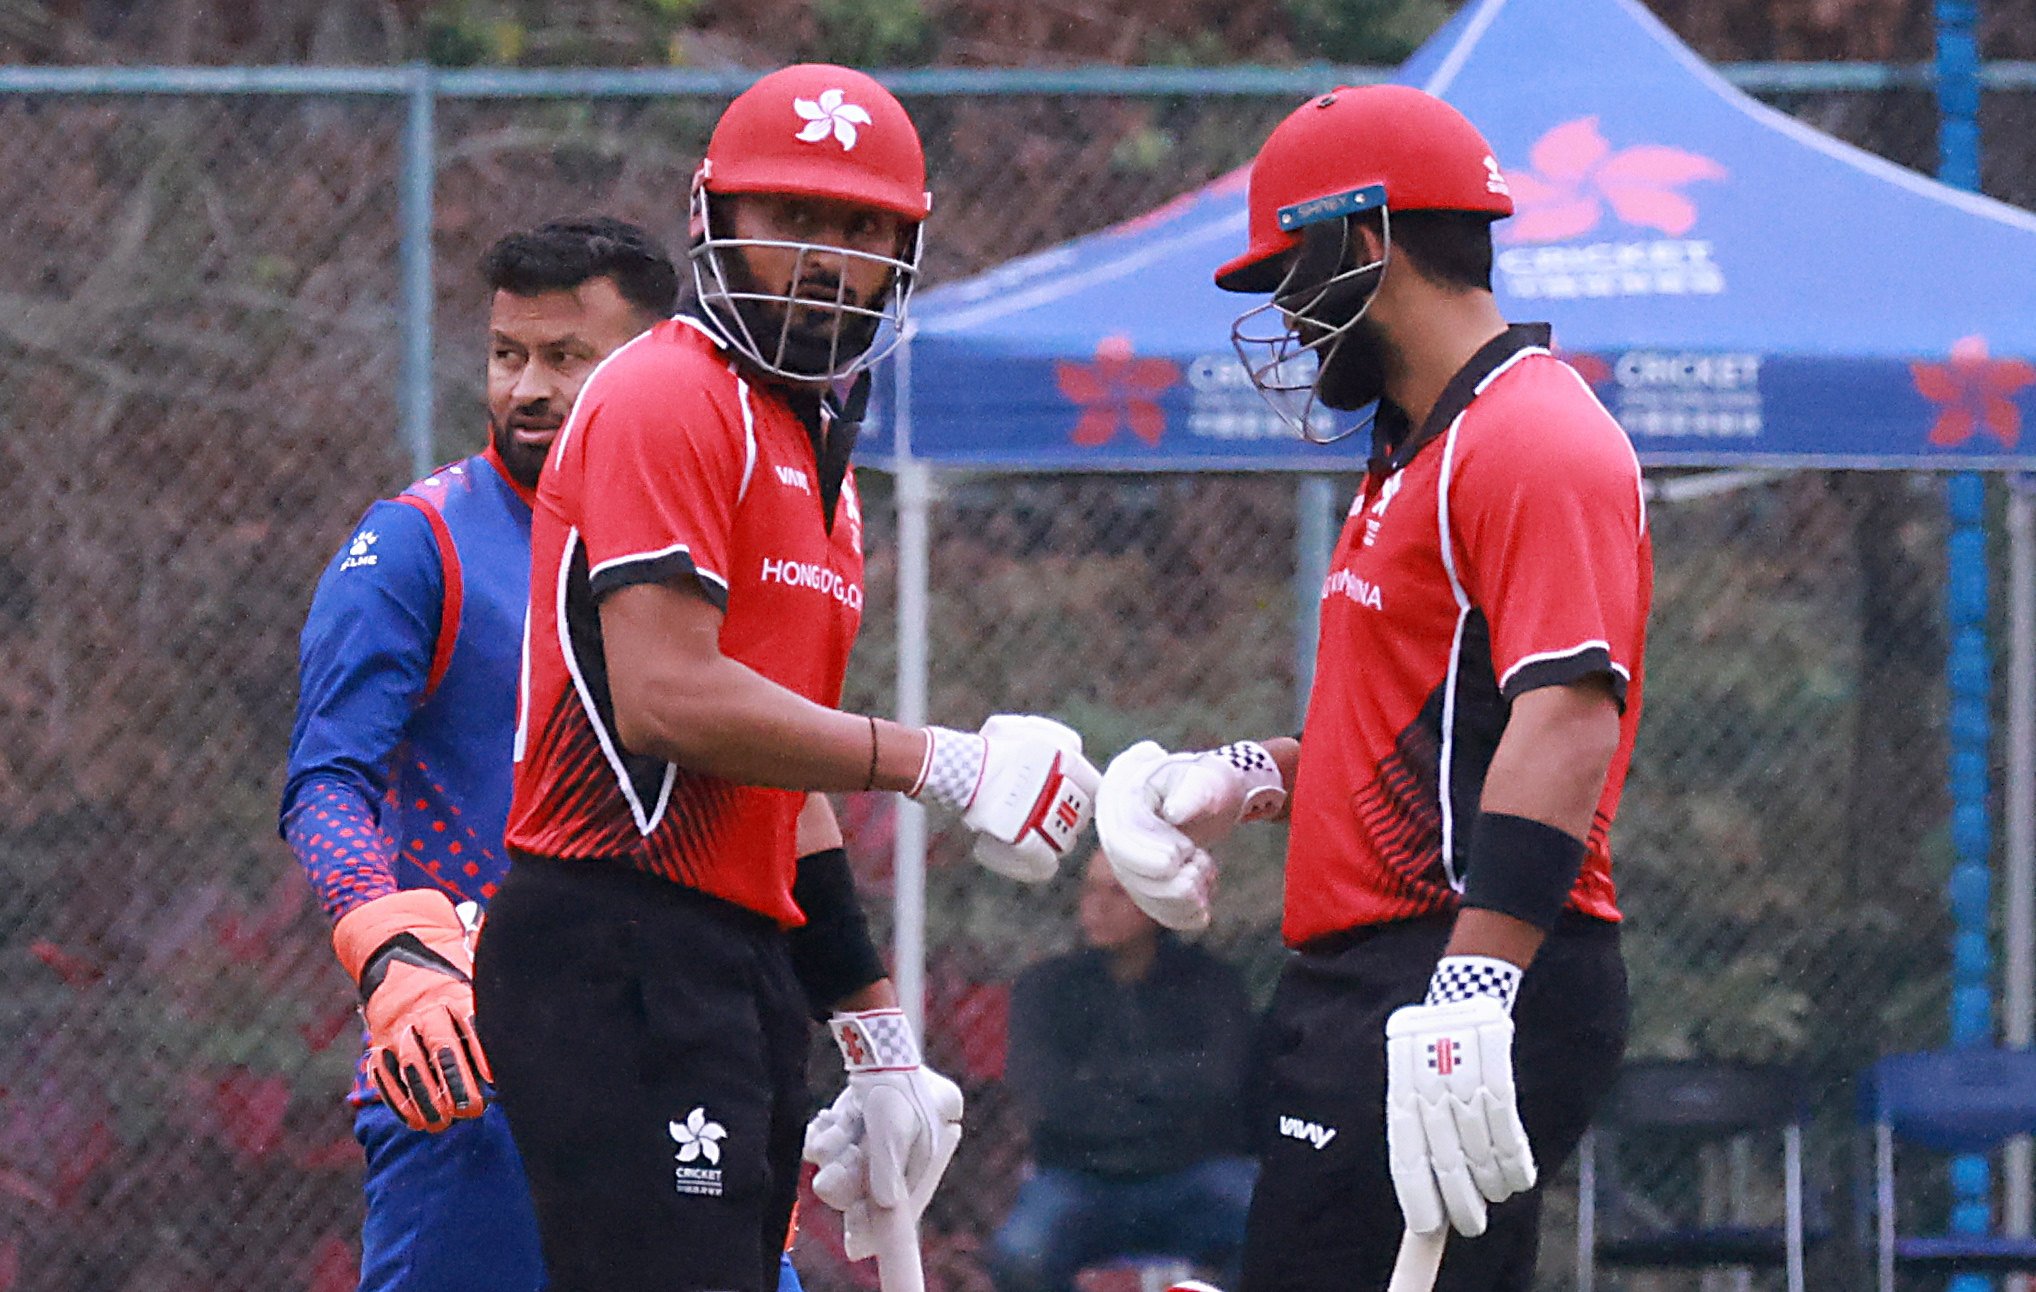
top-left (558, 528), bottom-right (675, 837)
top-left (1498, 640), bottom-right (1632, 695)
top-left (513, 606), bottom-right (533, 765)
top-left (672, 313), bottom-right (729, 350)
top-left (734, 376), bottom-right (759, 505)
top-left (1435, 413), bottom-right (1473, 893)
top-left (588, 541), bottom-right (730, 595)
top-left (1431, 343), bottom-right (1549, 890)
top-left (552, 327), bottom-right (657, 463)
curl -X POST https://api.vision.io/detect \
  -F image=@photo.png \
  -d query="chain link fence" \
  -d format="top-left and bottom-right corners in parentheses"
top-left (0, 70), bottom-right (2028, 1291)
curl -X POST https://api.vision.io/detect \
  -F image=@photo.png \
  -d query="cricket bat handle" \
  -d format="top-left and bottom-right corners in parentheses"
top-left (870, 1202), bottom-right (925, 1292)
top-left (1387, 1227), bottom-right (1445, 1292)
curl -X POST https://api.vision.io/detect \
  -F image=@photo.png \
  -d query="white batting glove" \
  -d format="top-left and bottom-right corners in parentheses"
top-left (804, 1009), bottom-right (965, 1261)
top-left (1385, 957), bottom-right (1536, 1237)
top-left (910, 715), bottom-right (1100, 882)
top-left (1094, 740), bottom-right (1285, 931)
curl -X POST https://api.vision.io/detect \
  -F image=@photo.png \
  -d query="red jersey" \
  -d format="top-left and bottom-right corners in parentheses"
top-left (1284, 325), bottom-right (1651, 946)
top-left (508, 316), bottom-right (866, 926)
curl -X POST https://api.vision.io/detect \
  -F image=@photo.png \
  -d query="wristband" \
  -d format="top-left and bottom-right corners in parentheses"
top-left (1459, 811), bottom-right (1588, 932)
top-left (830, 1007), bottom-right (920, 1073)
top-left (787, 847), bottom-right (886, 1019)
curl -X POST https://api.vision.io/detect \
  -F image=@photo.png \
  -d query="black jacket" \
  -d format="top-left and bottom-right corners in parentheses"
top-left (1005, 934), bottom-right (1253, 1177)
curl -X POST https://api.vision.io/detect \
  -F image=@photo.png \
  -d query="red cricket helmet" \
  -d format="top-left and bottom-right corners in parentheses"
top-left (1216, 84), bottom-right (1512, 293)
top-left (699, 63), bottom-right (929, 222)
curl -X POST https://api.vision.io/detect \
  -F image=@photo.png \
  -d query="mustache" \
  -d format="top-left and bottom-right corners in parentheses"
top-left (789, 271), bottom-right (862, 309)
top-left (506, 402), bottom-right (562, 430)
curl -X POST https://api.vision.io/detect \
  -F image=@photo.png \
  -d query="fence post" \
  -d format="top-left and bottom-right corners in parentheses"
top-left (1293, 476), bottom-right (1335, 729)
top-left (892, 334), bottom-right (930, 1035)
top-left (1936, 1), bottom-right (1995, 1277)
top-left (399, 61), bottom-right (437, 479)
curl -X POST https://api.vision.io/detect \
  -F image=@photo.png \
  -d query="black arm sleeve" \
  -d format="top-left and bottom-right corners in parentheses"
top-left (785, 847), bottom-right (888, 1019)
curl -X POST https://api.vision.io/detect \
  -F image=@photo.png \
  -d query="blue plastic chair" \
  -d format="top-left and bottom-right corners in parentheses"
top-left (1866, 1047), bottom-right (2036, 1291)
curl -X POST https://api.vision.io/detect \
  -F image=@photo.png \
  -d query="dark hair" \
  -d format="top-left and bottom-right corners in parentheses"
top-left (481, 216), bottom-right (679, 318)
top-left (1390, 210), bottom-right (1498, 293)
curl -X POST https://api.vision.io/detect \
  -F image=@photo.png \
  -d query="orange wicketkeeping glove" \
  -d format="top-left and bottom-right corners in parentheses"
top-left (333, 889), bottom-right (492, 1133)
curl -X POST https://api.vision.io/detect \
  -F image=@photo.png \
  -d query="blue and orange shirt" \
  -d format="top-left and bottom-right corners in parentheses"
top-left (281, 444), bottom-right (534, 1102)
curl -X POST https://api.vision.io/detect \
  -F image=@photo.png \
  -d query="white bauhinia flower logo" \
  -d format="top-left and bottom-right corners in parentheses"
top-left (794, 88), bottom-right (873, 151)
top-left (668, 1107), bottom-right (727, 1165)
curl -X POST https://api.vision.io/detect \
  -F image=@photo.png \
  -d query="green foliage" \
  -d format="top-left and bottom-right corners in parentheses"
top-left (423, 0), bottom-right (707, 66)
top-left (1141, 30), bottom-right (1236, 67)
top-left (811, 0), bottom-right (935, 67)
top-left (1283, 0), bottom-right (1457, 64)
top-left (1110, 124), bottom-right (1178, 174)
top-left (423, 1), bottom-right (498, 66)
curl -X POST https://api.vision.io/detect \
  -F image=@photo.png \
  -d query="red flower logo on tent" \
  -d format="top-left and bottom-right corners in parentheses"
top-left (1914, 336), bottom-right (2036, 449)
top-left (1056, 335), bottom-right (1181, 447)
top-left (1501, 117), bottom-right (1726, 244)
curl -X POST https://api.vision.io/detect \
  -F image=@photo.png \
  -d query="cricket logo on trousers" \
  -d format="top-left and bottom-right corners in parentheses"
top-left (670, 1107), bottom-right (728, 1196)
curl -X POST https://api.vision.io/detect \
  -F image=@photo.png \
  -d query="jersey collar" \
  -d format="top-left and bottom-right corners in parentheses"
top-left (678, 298), bottom-right (866, 535)
top-left (1367, 323), bottom-right (1553, 478)
top-left (480, 441), bottom-right (537, 509)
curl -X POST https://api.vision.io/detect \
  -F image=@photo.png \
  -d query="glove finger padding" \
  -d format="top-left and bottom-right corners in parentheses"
top-left (368, 1001), bottom-right (490, 1133)
top-left (805, 1085), bottom-right (867, 1211)
top-left (1096, 743), bottom-right (1216, 931)
top-left (335, 889), bottom-right (493, 1134)
top-left (1475, 1022), bottom-right (1536, 1199)
top-left (1385, 1057), bottom-right (1449, 1236)
top-left (1385, 996), bottom-right (1535, 1238)
top-left (1153, 757), bottom-right (1250, 845)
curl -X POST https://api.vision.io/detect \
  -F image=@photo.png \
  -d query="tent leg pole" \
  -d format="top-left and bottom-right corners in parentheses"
top-left (894, 461), bottom-right (932, 1036)
top-left (2007, 482), bottom-right (2035, 1244)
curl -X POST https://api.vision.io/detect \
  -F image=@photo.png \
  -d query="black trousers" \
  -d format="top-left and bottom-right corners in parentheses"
top-left (474, 855), bottom-right (810, 1292)
top-left (1240, 912), bottom-right (1628, 1292)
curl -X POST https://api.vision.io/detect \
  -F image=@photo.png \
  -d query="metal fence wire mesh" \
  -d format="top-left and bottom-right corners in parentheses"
top-left (0, 76), bottom-right (2026, 1291)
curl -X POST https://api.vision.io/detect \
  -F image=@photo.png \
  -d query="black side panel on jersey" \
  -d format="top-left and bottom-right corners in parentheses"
top-left (1444, 609), bottom-right (1510, 885)
top-left (562, 539), bottom-right (676, 821)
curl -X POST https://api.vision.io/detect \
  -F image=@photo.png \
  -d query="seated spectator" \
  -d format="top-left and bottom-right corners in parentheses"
top-left (989, 849), bottom-right (1257, 1292)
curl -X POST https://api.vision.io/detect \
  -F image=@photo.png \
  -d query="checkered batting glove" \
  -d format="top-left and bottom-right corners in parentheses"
top-left (805, 1009), bottom-right (964, 1262)
top-left (1384, 956), bottom-right (1534, 1238)
top-left (910, 715), bottom-right (1100, 883)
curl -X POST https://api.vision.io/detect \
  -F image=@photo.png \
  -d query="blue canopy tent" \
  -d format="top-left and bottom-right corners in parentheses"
top-left (874, 0), bottom-right (2036, 472)
top-left (874, 0), bottom-right (2036, 1122)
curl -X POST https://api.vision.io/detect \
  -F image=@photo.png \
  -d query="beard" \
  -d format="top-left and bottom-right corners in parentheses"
top-left (489, 411), bottom-right (552, 490)
top-left (1315, 314), bottom-right (1391, 411)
